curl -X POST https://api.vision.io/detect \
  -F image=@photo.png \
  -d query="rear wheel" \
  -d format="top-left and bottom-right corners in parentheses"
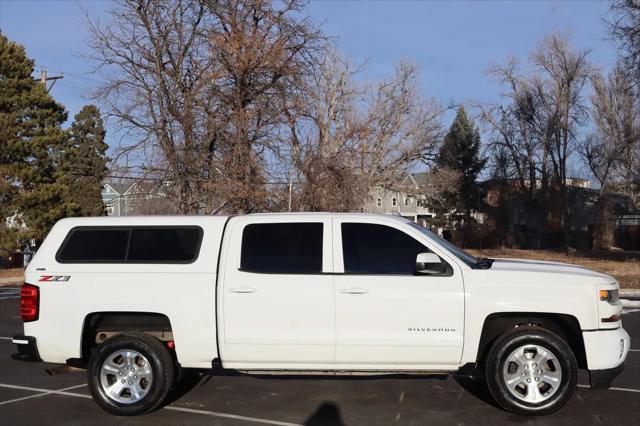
top-left (484, 326), bottom-right (577, 415)
top-left (87, 332), bottom-right (174, 416)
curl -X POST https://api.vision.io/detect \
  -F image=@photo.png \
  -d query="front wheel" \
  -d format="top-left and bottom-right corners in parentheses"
top-left (87, 332), bottom-right (175, 416)
top-left (484, 326), bottom-right (577, 416)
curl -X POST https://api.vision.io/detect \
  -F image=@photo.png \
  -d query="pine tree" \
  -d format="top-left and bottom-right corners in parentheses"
top-left (67, 105), bottom-right (109, 216)
top-left (0, 32), bottom-right (78, 254)
top-left (436, 106), bottom-right (486, 215)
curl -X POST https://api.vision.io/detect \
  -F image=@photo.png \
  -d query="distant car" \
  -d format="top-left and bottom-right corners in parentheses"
top-left (13, 213), bottom-right (629, 416)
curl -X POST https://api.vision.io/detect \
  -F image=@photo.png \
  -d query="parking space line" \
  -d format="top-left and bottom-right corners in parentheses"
top-left (577, 384), bottom-right (640, 393)
top-left (0, 383), bottom-right (302, 425)
top-left (163, 406), bottom-right (303, 426)
top-left (0, 337), bottom-right (13, 340)
top-left (0, 383), bottom-right (88, 406)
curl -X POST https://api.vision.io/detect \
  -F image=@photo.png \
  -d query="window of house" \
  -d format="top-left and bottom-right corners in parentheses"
top-left (404, 197), bottom-right (412, 206)
top-left (392, 197), bottom-right (397, 207)
top-left (241, 223), bottom-right (323, 273)
top-left (57, 227), bottom-right (203, 263)
top-left (376, 198), bottom-right (382, 207)
top-left (341, 223), bottom-right (430, 274)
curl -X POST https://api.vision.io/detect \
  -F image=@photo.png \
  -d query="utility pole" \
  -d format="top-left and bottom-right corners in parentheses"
top-left (288, 174), bottom-right (293, 212)
top-left (38, 67), bottom-right (63, 93)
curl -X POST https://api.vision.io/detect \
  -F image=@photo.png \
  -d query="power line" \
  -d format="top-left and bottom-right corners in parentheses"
top-left (48, 68), bottom-right (102, 85)
top-left (68, 171), bottom-right (302, 185)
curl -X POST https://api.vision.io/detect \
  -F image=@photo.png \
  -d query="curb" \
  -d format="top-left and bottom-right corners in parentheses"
top-left (620, 290), bottom-right (640, 302)
top-left (620, 290), bottom-right (640, 311)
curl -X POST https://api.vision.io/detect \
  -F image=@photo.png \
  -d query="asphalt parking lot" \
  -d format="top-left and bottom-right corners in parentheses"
top-left (0, 286), bottom-right (639, 426)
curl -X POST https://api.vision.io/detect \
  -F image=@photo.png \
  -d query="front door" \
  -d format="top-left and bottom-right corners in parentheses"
top-left (220, 216), bottom-right (335, 367)
top-left (332, 219), bottom-right (465, 368)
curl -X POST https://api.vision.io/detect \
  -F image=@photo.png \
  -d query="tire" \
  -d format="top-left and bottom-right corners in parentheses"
top-left (87, 332), bottom-right (175, 416)
top-left (484, 326), bottom-right (577, 416)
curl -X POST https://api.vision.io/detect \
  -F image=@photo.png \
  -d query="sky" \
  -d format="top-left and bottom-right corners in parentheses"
top-left (0, 0), bottom-right (620, 170)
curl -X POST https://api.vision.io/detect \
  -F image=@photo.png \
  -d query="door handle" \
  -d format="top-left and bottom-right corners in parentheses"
top-left (228, 286), bottom-right (257, 294)
top-left (339, 287), bottom-right (369, 294)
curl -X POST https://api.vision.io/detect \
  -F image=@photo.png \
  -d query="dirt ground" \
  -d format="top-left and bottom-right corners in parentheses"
top-left (469, 249), bottom-right (640, 289)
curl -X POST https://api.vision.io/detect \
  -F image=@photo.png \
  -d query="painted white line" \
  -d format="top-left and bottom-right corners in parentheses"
top-left (0, 296), bottom-right (20, 300)
top-left (629, 349), bottom-right (640, 352)
top-left (578, 384), bottom-right (640, 393)
top-left (164, 406), bottom-right (303, 426)
top-left (0, 383), bottom-right (88, 406)
top-left (0, 383), bottom-right (302, 425)
top-left (0, 337), bottom-right (13, 340)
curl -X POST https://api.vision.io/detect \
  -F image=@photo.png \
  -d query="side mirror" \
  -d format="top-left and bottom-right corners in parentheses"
top-left (415, 252), bottom-right (445, 275)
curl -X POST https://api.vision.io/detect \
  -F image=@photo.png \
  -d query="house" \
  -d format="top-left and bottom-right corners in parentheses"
top-left (102, 180), bottom-right (173, 216)
top-left (481, 178), bottom-right (639, 249)
top-left (365, 173), bottom-right (439, 227)
top-left (101, 183), bottom-right (131, 216)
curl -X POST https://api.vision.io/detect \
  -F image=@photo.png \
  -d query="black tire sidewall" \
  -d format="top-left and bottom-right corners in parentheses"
top-left (87, 333), bottom-right (173, 416)
top-left (485, 327), bottom-right (577, 416)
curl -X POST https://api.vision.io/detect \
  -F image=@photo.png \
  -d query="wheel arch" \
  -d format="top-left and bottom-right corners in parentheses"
top-left (72, 312), bottom-right (174, 368)
top-left (476, 312), bottom-right (587, 370)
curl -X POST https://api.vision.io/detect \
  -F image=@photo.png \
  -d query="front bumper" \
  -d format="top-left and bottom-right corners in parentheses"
top-left (583, 326), bottom-right (630, 389)
top-left (12, 335), bottom-right (42, 362)
top-left (590, 362), bottom-right (626, 390)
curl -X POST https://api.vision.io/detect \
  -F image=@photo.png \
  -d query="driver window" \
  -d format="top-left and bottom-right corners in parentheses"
top-left (341, 223), bottom-right (431, 274)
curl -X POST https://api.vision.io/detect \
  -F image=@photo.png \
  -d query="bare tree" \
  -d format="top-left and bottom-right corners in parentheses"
top-left (87, 0), bottom-right (325, 213)
top-left (532, 34), bottom-right (591, 195)
top-left (87, 0), bottom-right (213, 213)
top-left (205, 0), bottom-right (325, 213)
top-left (607, 0), bottom-right (640, 85)
top-left (283, 51), bottom-right (444, 212)
top-left (414, 167), bottom-right (461, 226)
top-left (581, 64), bottom-right (640, 247)
top-left (479, 59), bottom-right (539, 196)
top-left (480, 34), bottom-right (591, 246)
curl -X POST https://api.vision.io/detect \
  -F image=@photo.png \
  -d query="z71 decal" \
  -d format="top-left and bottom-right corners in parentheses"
top-left (38, 275), bottom-right (71, 282)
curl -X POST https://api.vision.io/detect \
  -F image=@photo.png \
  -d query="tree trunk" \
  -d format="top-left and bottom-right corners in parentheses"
top-left (595, 192), bottom-right (614, 250)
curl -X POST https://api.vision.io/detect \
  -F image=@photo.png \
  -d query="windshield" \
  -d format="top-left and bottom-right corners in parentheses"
top-left (408, 222), bottom-right (479, 268)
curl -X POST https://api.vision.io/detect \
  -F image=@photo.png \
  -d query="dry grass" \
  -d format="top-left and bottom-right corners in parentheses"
top-left (468, 249), bottom-right (640, 289)
top-left (0, 268), bottom-right (23, 286)
top-left (0, 268), bottom-right (23, 279)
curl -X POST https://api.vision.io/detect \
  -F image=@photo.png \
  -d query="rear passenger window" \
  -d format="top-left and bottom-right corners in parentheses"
top-left (128, 228), bottom-right (202, 262)
top-left (57, 229), bottom-right (129, 262)
top-left (241, 223), bottom-right (323, 273)
top-left (57, 227), bottom-right (203, 263)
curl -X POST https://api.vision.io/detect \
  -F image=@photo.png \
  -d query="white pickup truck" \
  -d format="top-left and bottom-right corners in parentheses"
top-left (13, 213), bottom-right (629, 416)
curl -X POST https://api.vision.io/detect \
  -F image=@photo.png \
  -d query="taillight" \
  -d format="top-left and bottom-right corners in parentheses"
top-left (21, 284), bottom-right (39, 322)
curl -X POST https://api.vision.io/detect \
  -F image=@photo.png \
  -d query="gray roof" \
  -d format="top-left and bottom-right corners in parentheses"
top-left (104, 182), bottom-right (132, 195)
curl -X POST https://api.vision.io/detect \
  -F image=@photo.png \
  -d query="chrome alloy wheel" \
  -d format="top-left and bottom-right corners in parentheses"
top-left (100, 350), bottom-right (153, 404)
top-left (502, 344), bottom-right (562, 404)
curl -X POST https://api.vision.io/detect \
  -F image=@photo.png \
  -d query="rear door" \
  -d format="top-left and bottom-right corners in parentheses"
top-left (332, 218), bottom-right (465, 368)
top-left (218, 216), bottom-right (335, 368)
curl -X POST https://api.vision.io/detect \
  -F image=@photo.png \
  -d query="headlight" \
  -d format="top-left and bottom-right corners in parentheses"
top-left (599, 289), bottom-right (619, 304)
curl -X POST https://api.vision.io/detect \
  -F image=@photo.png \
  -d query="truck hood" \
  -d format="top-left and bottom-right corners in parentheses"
top-left (488, 258), bottom-right (615, 282)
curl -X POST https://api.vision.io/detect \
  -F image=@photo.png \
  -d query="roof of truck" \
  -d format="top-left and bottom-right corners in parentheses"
top-left (56, 212), bottom-right (410, 221)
